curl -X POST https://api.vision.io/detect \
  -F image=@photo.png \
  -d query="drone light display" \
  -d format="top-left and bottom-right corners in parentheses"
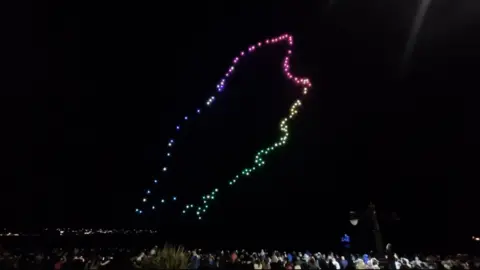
top-left (136, 34), bottom-right (312, 220)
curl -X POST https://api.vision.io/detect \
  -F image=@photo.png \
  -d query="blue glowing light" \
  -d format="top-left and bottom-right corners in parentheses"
top-left (341, 234), bottom-right (350, 243)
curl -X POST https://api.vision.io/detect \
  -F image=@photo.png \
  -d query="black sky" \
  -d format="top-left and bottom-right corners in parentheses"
top-left (1, 0), bottom-right (480, 252)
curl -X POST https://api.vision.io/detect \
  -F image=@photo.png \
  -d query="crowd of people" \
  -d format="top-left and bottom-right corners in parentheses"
top-left (1, 245), bottom-right (479, 270)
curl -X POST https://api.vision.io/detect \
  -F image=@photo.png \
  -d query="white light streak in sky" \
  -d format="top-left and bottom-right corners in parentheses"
top-left (401, 0), bottom-right (434, 76)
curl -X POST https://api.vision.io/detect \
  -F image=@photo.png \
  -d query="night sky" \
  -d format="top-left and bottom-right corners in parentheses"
top-left (2, 0), bottom-right (480, 251)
